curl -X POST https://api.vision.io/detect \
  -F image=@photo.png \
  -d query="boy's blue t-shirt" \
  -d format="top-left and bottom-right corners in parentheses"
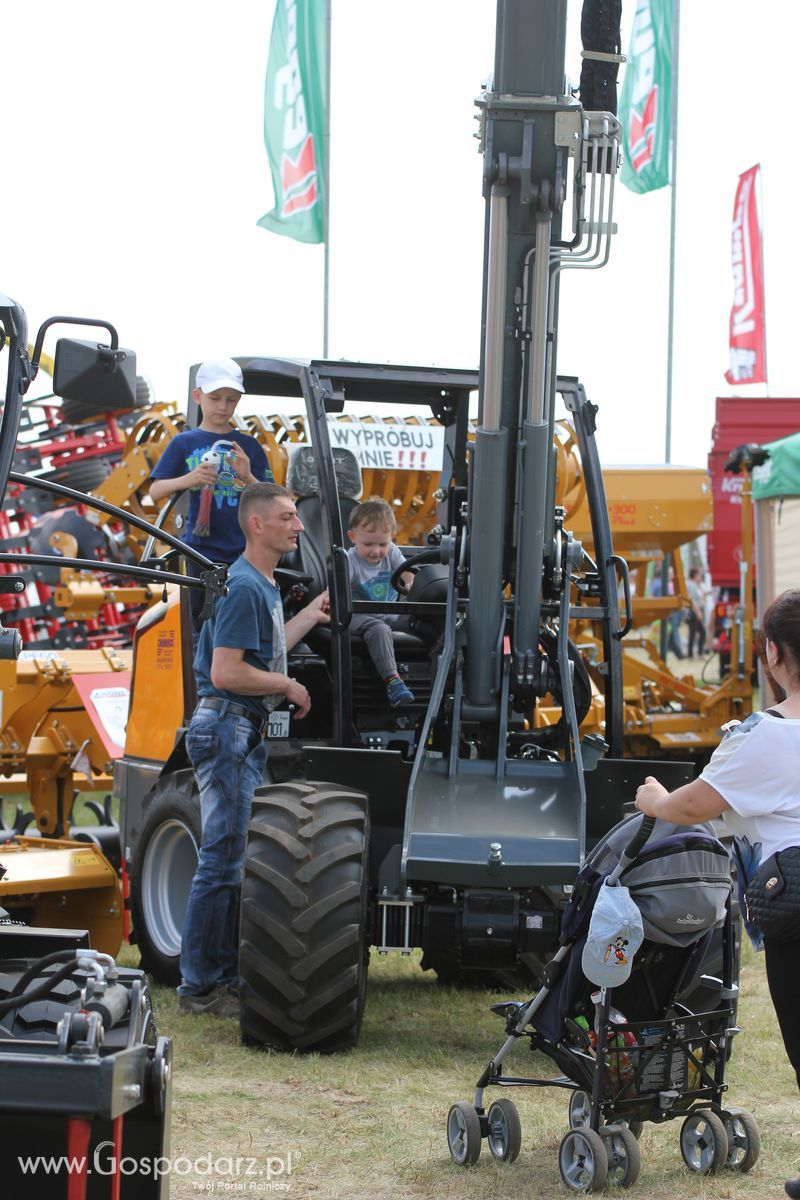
top-left (150, 428), bottom-right (271, 564)
top-left (194, 557), bottom-right (287, 721)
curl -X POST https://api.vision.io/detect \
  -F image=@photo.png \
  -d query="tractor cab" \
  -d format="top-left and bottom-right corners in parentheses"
top-left (278, 441), bottom-right (444, 747)
top-left (231, 357), bottom-right (476, 752)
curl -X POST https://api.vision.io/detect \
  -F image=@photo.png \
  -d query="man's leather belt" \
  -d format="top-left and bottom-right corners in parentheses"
top-left (196, 696), bottom-right (267, 735)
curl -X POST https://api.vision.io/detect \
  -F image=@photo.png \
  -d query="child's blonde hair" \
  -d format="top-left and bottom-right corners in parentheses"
top-left (348, 497), bottom-right (397, 535)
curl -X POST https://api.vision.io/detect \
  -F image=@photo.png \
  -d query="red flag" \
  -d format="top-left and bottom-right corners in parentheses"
top-left (725, 165), bottom-right (767, 385)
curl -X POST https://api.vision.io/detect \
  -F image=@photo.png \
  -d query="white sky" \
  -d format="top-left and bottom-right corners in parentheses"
top-left (1, 1), bottom-right (796, 467)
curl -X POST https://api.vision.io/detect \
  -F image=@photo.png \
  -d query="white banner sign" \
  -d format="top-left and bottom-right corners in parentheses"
top-left (325, 420), bottom-right (444, 471)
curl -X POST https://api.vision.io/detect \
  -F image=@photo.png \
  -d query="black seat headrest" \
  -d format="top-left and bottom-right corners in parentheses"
top-left (286, 445), bottom-right (362, 500)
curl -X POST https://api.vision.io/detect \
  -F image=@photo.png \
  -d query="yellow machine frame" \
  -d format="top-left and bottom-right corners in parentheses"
top-left (0, 647), bottom-right (130, 953)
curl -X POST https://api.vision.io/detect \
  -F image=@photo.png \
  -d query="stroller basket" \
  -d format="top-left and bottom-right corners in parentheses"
top-left (580, 1006), bottom-right (733, 1116)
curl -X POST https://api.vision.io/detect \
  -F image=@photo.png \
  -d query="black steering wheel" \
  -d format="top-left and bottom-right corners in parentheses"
top-left (389, 547), bottom-right (443, 597)
top-left (390, 561), bottom-right (417, 597)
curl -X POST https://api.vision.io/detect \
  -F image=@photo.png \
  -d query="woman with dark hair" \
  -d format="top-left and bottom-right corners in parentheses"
top-left (635, 588), bottom-right (800, 1198)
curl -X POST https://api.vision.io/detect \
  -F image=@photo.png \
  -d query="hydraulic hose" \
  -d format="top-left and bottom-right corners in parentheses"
top-left (0, 958), bottom-right (81, 1016)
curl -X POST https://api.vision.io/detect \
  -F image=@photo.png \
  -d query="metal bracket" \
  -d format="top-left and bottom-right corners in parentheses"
top-left (580, 49), bottom-right (626, 65)
top-left (554, 109), bottom-right (582, 151)
top-left (505, 119), bottom-right (536, 222)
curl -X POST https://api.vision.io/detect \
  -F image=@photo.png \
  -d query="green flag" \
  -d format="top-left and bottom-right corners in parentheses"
top-left (618, 0), bottom-right (673, 194)
top-left (259, 0), bottom-right (327, 244)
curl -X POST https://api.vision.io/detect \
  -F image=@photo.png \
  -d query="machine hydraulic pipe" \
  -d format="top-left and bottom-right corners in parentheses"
top-left (466, 427), bottom-right (508, 707)
top-left (512, 420), bottom-right (550, 687)
top-left (465, 180), bottom-right (511, 707)
top-left (526, 214), bottom-right (552, 424)
top-left (481, 186), bottom-right (509, 433)
top-left (512, 212), bottom-right (554, 685)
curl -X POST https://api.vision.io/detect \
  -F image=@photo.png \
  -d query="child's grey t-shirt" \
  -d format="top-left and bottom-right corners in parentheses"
top-left (347, 543), bottom-right (407, 602)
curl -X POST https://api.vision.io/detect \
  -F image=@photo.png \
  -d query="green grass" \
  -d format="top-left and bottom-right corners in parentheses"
top-left (128, 941), bottom-right (800, 1199)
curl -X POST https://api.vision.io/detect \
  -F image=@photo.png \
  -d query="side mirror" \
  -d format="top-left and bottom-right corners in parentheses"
top-left (53, 337), bottom-right (137, 410)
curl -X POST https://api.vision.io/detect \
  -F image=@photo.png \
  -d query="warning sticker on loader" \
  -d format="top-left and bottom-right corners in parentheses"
top-left (72, 851), bottom-right (98, 868)
top-left (72, 673), bottom-right (131, 758)
top-left (90, 687), bottom-right (129, 751)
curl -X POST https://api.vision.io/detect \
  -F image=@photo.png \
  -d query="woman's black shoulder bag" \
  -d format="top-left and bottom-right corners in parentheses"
top-left (745, 847), bottom-right (800, 940)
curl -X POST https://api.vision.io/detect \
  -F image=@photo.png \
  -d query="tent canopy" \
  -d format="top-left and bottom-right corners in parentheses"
top-left (752, 430), bottom-right (800, 500)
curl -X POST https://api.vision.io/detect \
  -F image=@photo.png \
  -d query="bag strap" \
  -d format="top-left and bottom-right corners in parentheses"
top-left (731, 837), bottom-right (749, 880)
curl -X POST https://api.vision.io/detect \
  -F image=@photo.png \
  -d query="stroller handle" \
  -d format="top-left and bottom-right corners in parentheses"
top-left (621, 813), bottom-right (656, 863)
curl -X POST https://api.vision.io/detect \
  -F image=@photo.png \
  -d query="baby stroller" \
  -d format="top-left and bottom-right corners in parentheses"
top-left (446, 813), bottom-right (761, 1191)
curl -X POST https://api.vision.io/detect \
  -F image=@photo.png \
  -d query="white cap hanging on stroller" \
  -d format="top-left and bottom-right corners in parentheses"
top-left (581, 881), bottom-right (644, 988)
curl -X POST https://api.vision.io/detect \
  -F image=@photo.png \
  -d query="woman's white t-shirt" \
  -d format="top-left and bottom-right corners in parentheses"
top-left (700, 711), bottom-right (800, 859)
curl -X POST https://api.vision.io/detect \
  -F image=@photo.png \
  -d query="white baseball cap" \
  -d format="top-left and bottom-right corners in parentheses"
top-left (581, 881), bottom-right (644, 989)
top-left (195, 358), bottom-right (245, 396)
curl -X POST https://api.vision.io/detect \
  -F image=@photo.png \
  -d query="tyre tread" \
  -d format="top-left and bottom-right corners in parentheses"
top-left (239, 781), bottom-right (369, 1052)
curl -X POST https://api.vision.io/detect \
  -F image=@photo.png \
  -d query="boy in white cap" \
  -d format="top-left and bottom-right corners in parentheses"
top-left (149, 359), bottom-right (272, 629)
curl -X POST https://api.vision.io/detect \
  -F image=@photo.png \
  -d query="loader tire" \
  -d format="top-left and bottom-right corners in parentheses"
top-left (130, 772), bottom-right (200, 986)
top-left (239, 780), bottom-right (369, 1053)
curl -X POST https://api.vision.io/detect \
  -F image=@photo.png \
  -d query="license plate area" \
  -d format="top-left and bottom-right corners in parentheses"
top-left (267, 710), bottom-right (291, 738)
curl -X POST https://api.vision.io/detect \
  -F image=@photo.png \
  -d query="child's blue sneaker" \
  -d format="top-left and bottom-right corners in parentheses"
top-left (386, 677), bottom-right (415, 707)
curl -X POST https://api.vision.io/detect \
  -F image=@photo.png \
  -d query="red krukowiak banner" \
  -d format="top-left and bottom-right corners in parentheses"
top-left (725, 164), bottom-right (767, 385)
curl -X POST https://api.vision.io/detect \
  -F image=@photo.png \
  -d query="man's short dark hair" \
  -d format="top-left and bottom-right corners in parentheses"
top-left (238, 482), bottom-right (291, 535)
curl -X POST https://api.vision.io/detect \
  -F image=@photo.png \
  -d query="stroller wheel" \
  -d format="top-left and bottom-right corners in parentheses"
top-left (569, 1091), bottom-right (643, 1142)
top-left (599, 1125), bottom-right (642, 1188)
top-left (679, 1110), bottom-right (729, 1175)
top-left (486, 1098), bottom-right (522, 1163)
top-left (447, 1102), bottom-right (482, 1166)
top-left (568, 1090), bottom-right (591, 1130)
top-left (721, 1107), bottom-right (761, 1172)
top-left (559, 1128), bottom-right (608, 1192)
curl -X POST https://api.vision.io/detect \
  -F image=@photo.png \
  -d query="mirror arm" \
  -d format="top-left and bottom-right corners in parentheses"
top-left (30, 315), bottom-right (120, 380)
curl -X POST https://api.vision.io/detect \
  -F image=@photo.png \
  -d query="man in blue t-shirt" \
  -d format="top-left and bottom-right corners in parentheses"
top-left (178, 482), bottom-right (329, 1017)
top-left (149, 358), bottom-right (272, 631)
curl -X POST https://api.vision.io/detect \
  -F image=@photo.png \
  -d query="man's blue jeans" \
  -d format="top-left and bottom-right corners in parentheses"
top-left (178, 704), bottom-right (268, 997)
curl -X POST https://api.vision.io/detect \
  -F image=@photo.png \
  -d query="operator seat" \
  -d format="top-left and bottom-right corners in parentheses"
top-left (283, 445), bottom-right (361, 594)
top-left (281, 445), bottom-right (433, 724)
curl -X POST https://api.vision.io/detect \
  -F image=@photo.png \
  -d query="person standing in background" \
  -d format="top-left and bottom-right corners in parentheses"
top-left (686, 566), bottom-right (709, 657)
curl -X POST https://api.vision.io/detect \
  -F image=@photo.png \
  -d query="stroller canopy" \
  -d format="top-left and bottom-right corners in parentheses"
top-left (584, 816), bottom-right (731, 949)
